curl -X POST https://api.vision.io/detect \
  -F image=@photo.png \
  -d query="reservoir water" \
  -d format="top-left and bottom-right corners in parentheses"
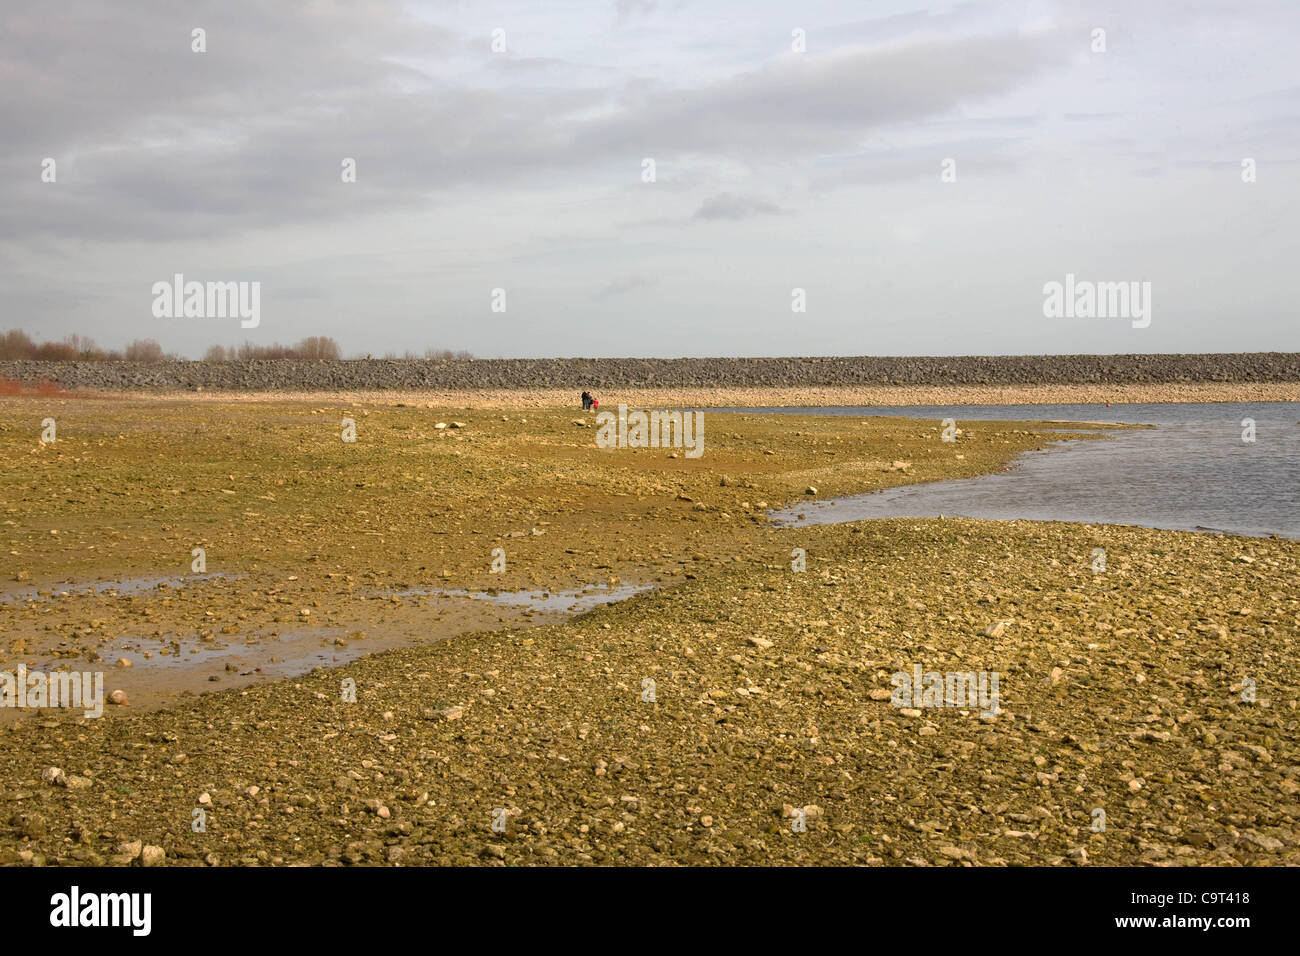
top-left (746, 403), bottom-right (1300, 540)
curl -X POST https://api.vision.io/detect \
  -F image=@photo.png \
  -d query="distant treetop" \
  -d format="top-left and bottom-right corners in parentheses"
top-left (1, 330), bottom-right (472, 362)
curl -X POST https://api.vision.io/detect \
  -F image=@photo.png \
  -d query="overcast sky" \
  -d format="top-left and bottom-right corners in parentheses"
top-left (3, 0), bottom-right (1297, 358)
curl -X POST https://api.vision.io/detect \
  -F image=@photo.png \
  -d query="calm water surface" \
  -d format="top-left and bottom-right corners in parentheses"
top-left (733, 403), bottom-right (1300, 539)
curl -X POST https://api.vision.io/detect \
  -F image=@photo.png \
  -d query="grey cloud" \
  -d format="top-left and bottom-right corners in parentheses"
top-left (1, 9), bottom-right (1070, 243)
top-left (579, 29), bottom-right (1070, 158)
top-left (692, 193), bottom-right (782, 220)
top-left (0, 1), bottom-right (453, 152)
top-left (596, 275), bottom-right (660, 297)
top-left (616, 1), bottom-right (658, 20)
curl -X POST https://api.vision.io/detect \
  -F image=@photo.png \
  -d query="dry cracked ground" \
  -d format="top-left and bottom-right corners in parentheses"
top-left (0, 396), bottom-right (1296, 866)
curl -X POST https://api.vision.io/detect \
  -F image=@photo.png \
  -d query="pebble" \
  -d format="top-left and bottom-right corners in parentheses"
top-left (41, 767), bottom-right (65, 787)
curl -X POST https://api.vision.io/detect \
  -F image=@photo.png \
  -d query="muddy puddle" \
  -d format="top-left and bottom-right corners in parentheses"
top-left (389, 582), bottom-right (652, 611)
top-left (0, 572), bottom-right (240, 605)
top-left (0, 581), bottom-right (652, 721)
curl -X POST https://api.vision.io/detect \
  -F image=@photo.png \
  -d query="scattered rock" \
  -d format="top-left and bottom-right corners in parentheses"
top-left (40, 767), bottom-right (65, 787)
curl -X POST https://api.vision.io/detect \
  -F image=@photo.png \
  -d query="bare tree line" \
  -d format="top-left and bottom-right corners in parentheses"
top-left (0, 330), bottom-right (472, 361)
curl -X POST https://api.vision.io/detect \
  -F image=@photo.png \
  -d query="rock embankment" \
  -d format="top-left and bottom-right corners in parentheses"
top-left (3, 353), bottom-right (1299, 392)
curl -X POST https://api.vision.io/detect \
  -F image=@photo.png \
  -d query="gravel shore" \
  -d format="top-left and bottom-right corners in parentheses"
top-left (120, 382), bottom-right (1300, 408)
top-left (4, 518), bottom-right (1296, 867)
top-left (4, 353), bottom-right (1299, 395)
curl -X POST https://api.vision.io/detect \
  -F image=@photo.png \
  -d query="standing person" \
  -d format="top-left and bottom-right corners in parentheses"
top-left (581, 390), bottom-right (592, 410)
